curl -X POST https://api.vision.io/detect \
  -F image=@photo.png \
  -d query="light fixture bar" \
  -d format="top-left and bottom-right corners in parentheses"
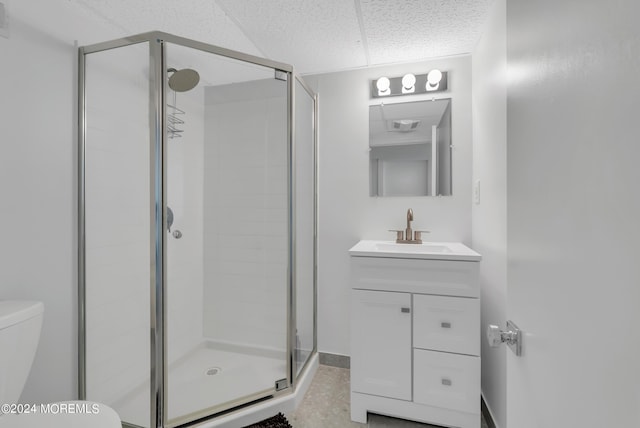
top-left (371, 70), bottom-right (448, 98)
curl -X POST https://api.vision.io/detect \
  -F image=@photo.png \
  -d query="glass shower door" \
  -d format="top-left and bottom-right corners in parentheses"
top-left (163, 42), bottom-right (290, 426)
top-left (294, 77), bottom-right (316, 377)
top-left (82, 41), bottom-right (152, 428)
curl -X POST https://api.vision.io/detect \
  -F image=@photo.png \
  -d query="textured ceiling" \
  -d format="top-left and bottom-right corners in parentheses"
top-left (72, 0), bottom-right (494, 74)
top-left (360, 0), bottom-right (494, 65)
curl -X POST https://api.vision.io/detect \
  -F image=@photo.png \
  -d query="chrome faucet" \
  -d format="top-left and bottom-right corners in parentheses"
top-left (389, 208), bottom-right (428, 244)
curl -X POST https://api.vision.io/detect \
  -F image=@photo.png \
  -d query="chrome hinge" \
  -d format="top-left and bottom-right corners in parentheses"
top-left (274, 70), bottom-right (288, 81)
top-left (275, 378), bottom-right (288, 391)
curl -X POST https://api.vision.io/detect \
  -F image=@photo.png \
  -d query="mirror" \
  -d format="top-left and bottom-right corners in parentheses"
top-left (369, 98), bottom-right (452, 196)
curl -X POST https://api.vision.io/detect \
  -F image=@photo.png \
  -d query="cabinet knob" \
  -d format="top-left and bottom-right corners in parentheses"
top-left (440, 321), bottom-right (451, 329)
top-left (401, 307), bottom-right (410, 313)
top-left (441, 378), bottom-right (452, 386)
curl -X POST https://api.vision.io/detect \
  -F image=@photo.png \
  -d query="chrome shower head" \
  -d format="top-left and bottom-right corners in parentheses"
top-left (167, 68), bottom-right (200, 92)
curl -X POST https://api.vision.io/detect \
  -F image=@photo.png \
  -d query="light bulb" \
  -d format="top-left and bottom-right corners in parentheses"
top-left (401, 73), bottom-right (416, 90)
top-left (427, 69), bottom-right (443, 85)
top-left (426, 69), bottom-right (443, 91)
top-left (376, 77), bottom-right (390, 94)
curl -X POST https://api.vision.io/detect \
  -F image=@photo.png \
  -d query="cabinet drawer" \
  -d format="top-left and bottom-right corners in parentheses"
top-left (413, 349), bottom-right (480, 414)
top-left (351, 256), bottom-right (479, 297)
top-left (413, 294), bottom-right (479, 356)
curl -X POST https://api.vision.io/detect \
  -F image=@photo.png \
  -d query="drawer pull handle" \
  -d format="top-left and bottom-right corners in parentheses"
top-left (441, 322), bottom-right (451, 329)
top-left (441, 378), bottom-right (452, 386)
top-left (401, 307), bottom-right (411, 313)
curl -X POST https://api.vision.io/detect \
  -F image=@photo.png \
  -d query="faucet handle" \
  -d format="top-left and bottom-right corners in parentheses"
top-left (413, 230), bottom-right (430, 242)
top-left (388, 229), bottom-right (404, 241)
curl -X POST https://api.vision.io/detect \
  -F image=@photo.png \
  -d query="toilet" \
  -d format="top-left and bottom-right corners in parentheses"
top-left (0, 301), bottom-right (121, 427)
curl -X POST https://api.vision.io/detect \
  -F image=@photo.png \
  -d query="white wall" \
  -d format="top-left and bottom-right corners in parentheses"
top-left (471, 1), bottom-right (507, 427)
top-left (0, 0), bottom-right (123, 402)
top-left (506, 1), bottom-right (640, 426)
top-left (306, 56), bottom-right (473, 356)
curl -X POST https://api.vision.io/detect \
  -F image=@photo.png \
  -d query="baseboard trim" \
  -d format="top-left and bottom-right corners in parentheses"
top-left (481, 396), bottom-right (497, 428)
top-left (319, 352), bottom-right (350, 368)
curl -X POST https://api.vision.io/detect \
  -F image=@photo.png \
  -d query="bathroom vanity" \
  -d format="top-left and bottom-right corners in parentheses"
top-left (349, 240), bottom-right (481, 428)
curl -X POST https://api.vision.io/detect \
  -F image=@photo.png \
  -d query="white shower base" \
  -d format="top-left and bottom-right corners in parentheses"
top-left (114, 340), bottom-right (317, 427)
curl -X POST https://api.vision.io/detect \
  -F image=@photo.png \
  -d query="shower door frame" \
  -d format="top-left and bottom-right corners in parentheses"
top-left (78, 31), bottom-right (317, 428)
top-left (290, 74), bottom-right (319, 382)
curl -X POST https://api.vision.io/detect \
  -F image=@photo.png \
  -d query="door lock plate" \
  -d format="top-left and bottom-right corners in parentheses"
top-left (505, 320), bottom-right (522, 356)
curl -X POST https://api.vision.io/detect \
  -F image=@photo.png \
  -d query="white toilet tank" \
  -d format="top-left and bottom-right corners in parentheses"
top-left (0, 301), bottom-right (44, 405)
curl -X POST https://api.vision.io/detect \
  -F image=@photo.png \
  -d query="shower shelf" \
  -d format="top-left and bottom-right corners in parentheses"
top-left (167, 103), bottom-right (185, 138)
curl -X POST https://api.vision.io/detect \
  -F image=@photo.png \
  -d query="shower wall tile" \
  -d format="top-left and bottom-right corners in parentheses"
top-left (203, 81), bottom-right (288, 352)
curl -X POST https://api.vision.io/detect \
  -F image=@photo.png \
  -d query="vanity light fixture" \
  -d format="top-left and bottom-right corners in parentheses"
top-left (426, 69), bottom-right (443, 91)
top-left (370, 70), bottom-right (447, 98)
top-left (376, 76), bottom-right (391, 96)
top-left (401, 73), bottom-right (416, 94)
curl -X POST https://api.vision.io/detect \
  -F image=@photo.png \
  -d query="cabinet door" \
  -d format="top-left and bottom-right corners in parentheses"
top-left (351, 290), bottom-right (411, 400)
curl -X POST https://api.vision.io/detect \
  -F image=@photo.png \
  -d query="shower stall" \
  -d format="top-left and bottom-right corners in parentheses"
top-left (77, 32), bottom-right (317, 428)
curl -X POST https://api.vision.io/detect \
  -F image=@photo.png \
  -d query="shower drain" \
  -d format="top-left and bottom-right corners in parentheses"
top-left (205, 367), bottom-right (222, 376)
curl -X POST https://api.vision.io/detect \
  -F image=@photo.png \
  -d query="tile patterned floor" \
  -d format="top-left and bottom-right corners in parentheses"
top-left (287, 365), bottom-right (489, 428)
top-left (287, 364), bottom-right (360, 428)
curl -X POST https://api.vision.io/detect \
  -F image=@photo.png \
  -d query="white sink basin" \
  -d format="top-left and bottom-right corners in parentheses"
top-left (373, 242), bottom-right (453, 254)
top-left (349, 240), bottom-right (481, 261)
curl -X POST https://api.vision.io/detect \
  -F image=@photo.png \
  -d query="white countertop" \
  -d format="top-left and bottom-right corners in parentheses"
top-left (348, 240), bottom-right (482, 262)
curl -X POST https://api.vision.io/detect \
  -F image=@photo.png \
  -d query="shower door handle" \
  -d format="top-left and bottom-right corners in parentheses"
top-left (167, 206), bottom-right (174, 233)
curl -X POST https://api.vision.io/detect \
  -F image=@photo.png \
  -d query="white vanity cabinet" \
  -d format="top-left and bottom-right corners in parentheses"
top-left (349, 240), bottom-right (481, 428)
